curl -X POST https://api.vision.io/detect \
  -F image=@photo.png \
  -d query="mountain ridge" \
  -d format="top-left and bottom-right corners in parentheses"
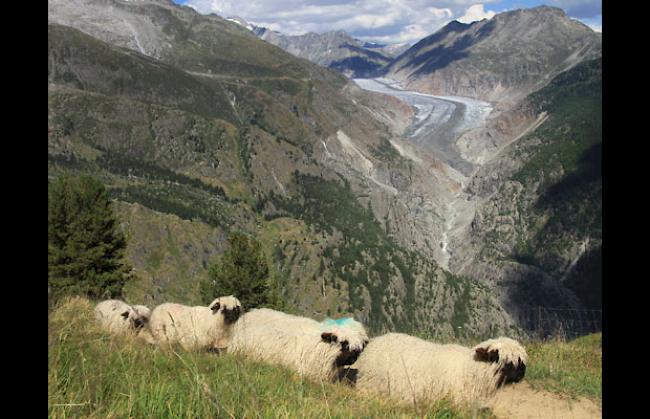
top-left (382, 5), bottom-right (601, 104)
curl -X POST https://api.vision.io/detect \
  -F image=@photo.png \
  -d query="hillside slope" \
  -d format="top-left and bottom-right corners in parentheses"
top-left (453, 58), bottom-right (602, 325)
top-left (48, 297), bottom-right (602, 418)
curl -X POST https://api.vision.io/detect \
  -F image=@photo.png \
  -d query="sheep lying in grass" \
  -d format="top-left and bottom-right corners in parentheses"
top-left (227, 308), bottom-right (369, 382)
top-left (352, 333), bottom-right (527, 406)
top-left (148, 295), bottom-right (242, 351)
top-left (94, 299), bottom-right (148, 336)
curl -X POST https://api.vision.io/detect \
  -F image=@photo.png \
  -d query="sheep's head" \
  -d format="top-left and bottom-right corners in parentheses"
top-left (119, 307), bottom-right (144, 330)
top-left (320, 318), bottom-right (369, 367)
top-left (208, 295), bottom-right (242, 325)
top-left (132, 305), bottom-right (151, 330)
top-left (473, 337), bottom-right (528, 387)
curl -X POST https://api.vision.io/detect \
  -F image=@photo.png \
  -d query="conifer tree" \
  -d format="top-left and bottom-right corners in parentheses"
top-left (201, 231), bottom-right (283, 309)
top-left (48, 175), bottom-right (132, 300)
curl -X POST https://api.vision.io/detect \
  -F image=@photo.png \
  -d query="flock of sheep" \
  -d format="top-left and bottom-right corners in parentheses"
top-left (94, 296), bottom-right (527, 407)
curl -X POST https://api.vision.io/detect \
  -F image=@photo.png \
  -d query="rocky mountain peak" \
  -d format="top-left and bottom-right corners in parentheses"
top-left (383, 4), bottom-right (601, 102)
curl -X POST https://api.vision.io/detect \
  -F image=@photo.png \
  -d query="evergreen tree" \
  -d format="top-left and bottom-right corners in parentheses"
top-left (48, 175), bottom-right (132, 300)
top-left (200, 231), bottom-right (283, 310)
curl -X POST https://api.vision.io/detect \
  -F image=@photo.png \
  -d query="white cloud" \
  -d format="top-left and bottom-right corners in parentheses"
top-left (184, 0), bottom-right (496, 44)
top-left (457, 4), bottom-right (496, 24)
top-left (183, 1), bottom-right (598, 44)
top-left (587, 23), bottom-right (602, 33)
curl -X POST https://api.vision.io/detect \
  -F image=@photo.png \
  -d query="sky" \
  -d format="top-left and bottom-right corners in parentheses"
top-left (173, 0), bottom-right (601, 45)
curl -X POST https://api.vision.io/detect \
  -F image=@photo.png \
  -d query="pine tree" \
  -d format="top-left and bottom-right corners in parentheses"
top-left (48, 175), bottom-right (132, 300)
top-left (200, 231), bottom-right (283, 310)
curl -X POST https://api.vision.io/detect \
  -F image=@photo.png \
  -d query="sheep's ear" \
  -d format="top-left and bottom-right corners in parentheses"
top-left (121, 311), bottom-right (130, 319)
top-left (210, 302), bottom-right (220, 312)
top-left (475, 347), bottom-right (499, 363)
top-left (321, 332), bottom-right (338, 343)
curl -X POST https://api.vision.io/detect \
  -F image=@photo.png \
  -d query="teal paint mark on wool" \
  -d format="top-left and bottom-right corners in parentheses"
top-left (321, 317), bottom-right (355, 329)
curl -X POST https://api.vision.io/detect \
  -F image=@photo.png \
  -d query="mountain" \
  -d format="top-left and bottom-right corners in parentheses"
top-left (48, 0), bottom-right (510, 337)
top-left (383, 6), bottom-right (601, 104)
top-left (251, 27), bottom-right (393, 78)
top-left (363, 41), bottom-right (411, 58)
top-left (48, 0), bottom-right (601, 339)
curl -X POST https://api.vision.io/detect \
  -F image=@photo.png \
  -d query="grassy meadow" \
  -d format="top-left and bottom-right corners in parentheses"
top-left (525, 333), bottom-right (601, 402)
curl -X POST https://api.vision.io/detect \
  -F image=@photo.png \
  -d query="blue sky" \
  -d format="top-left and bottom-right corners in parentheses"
top-left (173, 1), bottom-right (601, 44)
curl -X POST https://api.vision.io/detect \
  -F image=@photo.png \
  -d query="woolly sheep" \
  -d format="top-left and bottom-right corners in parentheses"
top-left (94, 299), bottom-right (147, 336)
top-left (352, 333), bottom-right (527, 406)
top-left (148, 295), bottom-right (242, 351)
top-left (227, 308), bottom-right (369, 382)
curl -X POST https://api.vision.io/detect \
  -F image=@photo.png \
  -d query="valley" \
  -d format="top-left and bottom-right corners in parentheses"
top-left (353, 77), bottom-right (492, 176)
top-left (48, 0), bottom-right (601, 339)
top-left (351, 77), bottom-right (493, 271)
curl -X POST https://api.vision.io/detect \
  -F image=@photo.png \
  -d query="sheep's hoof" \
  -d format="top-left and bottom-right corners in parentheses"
top-left (206, 347), bottom-right (222, 355)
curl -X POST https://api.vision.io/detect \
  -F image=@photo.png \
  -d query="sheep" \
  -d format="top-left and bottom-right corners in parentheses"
top-left (130, 304), bottom-right (156, 343)
top-left (352, 333), bottom-right (527, 407)
top-left (94, 299), bottom-right (147, 336)
top-left (148, 295), bottom-right (242, 351)
top-left (227, 308), bottom-right (369, 382)
top-left (133, 305), bottom-right (151, 322)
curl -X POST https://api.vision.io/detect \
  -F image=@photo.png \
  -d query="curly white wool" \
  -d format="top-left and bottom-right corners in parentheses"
top-left (148, 295), bottom-right (242, 351)
top-left (353, 333), bottom-right (527, 406)
top-left (228, 308), bottom-right (369, 382)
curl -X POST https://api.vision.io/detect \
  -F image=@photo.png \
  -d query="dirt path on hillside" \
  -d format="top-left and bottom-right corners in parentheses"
top-left (489, 382), bottom-right (601, 419)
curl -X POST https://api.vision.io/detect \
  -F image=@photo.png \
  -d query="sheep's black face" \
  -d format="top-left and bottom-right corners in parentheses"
top-left (497, 360), bottom-right (526, 387)
top-left (322, 333), bottom-right (369, 367)
top-left (474, 347), bottom-right (526, 387)
top-left (132, 317), bottom-right (145, 330)
top-left (335, 347), bottom-right (361, 366)
top-left (337, 367), bottom-right (358, 386)
top-left (222, 306), bottom-right (241, 324)
top-left (122, 310), bottom-right (143, 330)
top-left (334, 339), bottom-right (368, 367)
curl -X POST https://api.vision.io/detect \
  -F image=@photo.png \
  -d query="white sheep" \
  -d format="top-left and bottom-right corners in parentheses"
top-left (148, 295), bottom-right (242, 351)
top-left (352, 333), bottom-right (527, 407)
top-left (94, 299), bottom-right (147, 336)
top-left (227, 308), bottom-right (369, 382)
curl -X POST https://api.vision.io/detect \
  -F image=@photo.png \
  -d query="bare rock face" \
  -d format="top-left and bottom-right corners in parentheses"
top-left (48, 0), bottom-right (172, 59)
top-left (384, 6), bottom-right (601, 104)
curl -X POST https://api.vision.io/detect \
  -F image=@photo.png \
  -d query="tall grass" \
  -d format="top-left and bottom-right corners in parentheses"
top-left (524, 333), bottom-right (601, 402)
top-left (48, 297), bottom-right (492, 418)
